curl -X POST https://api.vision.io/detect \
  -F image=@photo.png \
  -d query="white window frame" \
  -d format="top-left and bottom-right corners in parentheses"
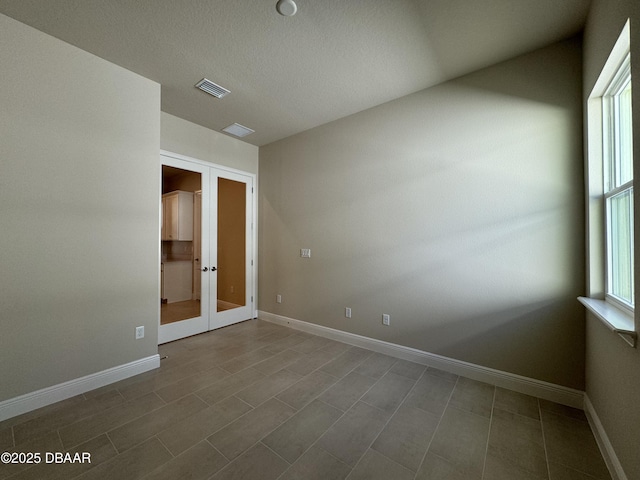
top-left (603, 53), bottom-right (634, 314)
top-left (580, 19), bottom-right (637, 348)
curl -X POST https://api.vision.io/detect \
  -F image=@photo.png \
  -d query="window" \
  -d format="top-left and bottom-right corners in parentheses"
top-left (580, 20), bottom-right (636, 346)
top-left (603, 53), bottom-right (634, 311)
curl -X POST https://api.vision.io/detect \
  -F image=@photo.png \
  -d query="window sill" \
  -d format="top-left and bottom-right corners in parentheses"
top-left (578, 297), bottom-right (637, 347)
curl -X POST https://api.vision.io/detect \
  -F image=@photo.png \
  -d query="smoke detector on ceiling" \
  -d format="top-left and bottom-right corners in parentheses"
top-left (276, 0), bottom-right (297, 16)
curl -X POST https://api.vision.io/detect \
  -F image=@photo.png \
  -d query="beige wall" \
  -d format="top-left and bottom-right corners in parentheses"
top-left (0, 14), bottom-right (160, 401)
top-left (161, 112), bottom-right (258, 174)
top-left (259, 37), bottom-right (585, 389)
top-left (583, 1), bottom-right (640, 478)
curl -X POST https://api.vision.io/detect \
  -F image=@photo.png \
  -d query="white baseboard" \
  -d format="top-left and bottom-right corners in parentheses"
top-left (259, 311), bottom-right (584, 409)
top-left (0, 355), bottom-right (160, 422)
top-left (584, 395), bottom-right (627, 480)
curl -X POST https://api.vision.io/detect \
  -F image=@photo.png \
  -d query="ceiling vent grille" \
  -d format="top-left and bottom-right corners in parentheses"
top-left (195, 78), bottom-right (230, 98)
top-left (222, 123), bottom-right (255, 137)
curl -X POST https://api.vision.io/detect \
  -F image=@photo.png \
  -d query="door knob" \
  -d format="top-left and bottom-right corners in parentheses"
top-left (201, 267), bottom-right (208, 272)
top-left (211, 266), bottom-right (217, 271)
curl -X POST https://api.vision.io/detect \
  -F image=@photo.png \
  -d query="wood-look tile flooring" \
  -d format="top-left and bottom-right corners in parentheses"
top-left (0, 319), bottom-right (611, 480)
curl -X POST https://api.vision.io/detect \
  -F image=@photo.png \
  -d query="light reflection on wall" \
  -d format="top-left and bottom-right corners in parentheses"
top-left (259, 38), bottom-right (584, 389)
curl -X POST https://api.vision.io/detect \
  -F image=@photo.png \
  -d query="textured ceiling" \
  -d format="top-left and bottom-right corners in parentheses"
top-left (0, 0), bottom-right (591, 146)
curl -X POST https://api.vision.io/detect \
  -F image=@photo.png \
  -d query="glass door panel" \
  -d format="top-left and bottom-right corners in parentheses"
top-left (209, 170), bottom-right (253, 330)
top-left (217, 178), bottom-right (246, 312)
top-left (159, 158), bottom-right (210, 344)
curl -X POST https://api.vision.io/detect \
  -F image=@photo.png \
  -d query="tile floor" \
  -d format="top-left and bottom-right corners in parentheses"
top-left (0, 319), bottom-right (611, 480)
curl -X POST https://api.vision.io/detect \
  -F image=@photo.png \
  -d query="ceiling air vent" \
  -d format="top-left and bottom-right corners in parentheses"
top-left (222, 123), bottom-right (255, 137)
top-left (195, 78), bottom-right (230, 98)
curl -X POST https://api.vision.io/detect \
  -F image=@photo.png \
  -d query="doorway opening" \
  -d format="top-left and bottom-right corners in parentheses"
top-left (159, 152), bottom-right (255, 344)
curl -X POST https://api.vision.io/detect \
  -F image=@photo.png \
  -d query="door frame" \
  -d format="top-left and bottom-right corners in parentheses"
top-left (159, 150), bottom-right (258, 344)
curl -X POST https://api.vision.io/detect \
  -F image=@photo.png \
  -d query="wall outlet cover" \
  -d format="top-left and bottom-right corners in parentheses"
top-left (135, 326), bottom-right (145, 339)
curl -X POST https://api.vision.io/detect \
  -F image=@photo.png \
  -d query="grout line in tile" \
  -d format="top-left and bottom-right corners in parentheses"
top-left (411, 371), bottom-right (460, 480)
top-left (287, 357), bottom-right (338, 379)
top-left (266, 391), bottom-right (364, 473)
top-left (211, 398), bottom-right (297, 464)
top-left (104, 411), bottom-right (181, 456)
top-left (346, 367), bottom-right (428, 477)
top-left (286, 419), bottom-right (352, 478)
top-left (259, 440), bottom-right (293, 466)
top-left (493, 404), bottom-right (545, 423)
top-left (148, 398), bottom-right (243, 451)
top-left (153, 434), bottom-right (176, 459)
top-left (193, 391), bottom-right (209, 406)
top-left (424, 450), bottom-right (466, 475)
top-left (62, 429), bottom-right (107, 453)
top-left (203, 394), bottom-right (292, 458)
top-left (55, 429), bottom-right (66, 453)
top-left (232, 395), bottom-right (255, 411)
top-left (276, 378), bottom-right (338, 411)
top-left (205, 437), bottom-right (233, 464)
top-left (480, 384), bottom-right (497, 480)
top-left (315, 441), bottom-right (355, 469)
top-left (539, 398), bottom-right (552, 480)
top-left (353, 357), bottom-right (399, 382)
top-left (105, 430), bottom-right (121, 454)
top-left (367, 440), bottom-right (421, 474)
top-left (319, 349), bottom-right (370, 379)
top-left (154, 438), bottom-right (175, 474)
top-left (152, 390), bottom-right (168, 405)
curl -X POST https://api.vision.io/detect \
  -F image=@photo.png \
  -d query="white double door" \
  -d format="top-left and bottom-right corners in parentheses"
top-left (159, 153), bottom-right (255, 344)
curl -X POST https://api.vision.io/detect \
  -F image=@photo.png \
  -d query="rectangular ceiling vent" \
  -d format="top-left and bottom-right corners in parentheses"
top-left (195, 78), bottom-right (230, 98)
top-left (222, 123), bottom-right (255, 137)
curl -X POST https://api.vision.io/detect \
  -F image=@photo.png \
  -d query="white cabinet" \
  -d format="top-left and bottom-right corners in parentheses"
top-left (163, 261), bottom-right (192, 303)
top-left (162, 191), bottom-right (193, 241)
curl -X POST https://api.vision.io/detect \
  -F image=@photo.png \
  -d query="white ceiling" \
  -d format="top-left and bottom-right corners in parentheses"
top-left (0, 0), bottom-right (591, 146)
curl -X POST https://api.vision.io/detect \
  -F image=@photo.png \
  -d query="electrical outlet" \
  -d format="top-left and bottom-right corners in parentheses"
top-left (300, 248), bottom-right (311, 258)
top-left (345, 307), bottom-right (352, 318)
top-left (135, 326), bottom-right (145, 339)
top-left (276, 294), bottom-right (282, 304)
top-left (382, 314), bottom-right (390, 326)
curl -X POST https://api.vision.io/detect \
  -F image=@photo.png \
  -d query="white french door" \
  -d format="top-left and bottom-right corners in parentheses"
top-left (159, 153), bottom-right (255, 344)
